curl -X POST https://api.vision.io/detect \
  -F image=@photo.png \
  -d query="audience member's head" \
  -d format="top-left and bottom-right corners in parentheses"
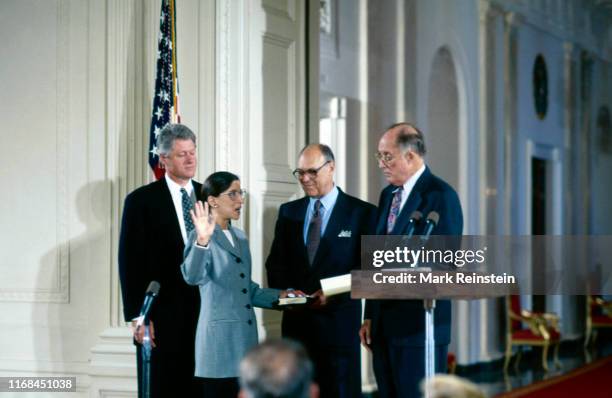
top-left (239, 339), bottom-right (319, 398)
top-left (421, 374), bottom-right (486, 398)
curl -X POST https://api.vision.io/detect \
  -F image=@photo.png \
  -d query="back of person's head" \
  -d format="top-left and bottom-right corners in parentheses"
top-left (421, 374), bottom-right (485, 398)
top-left (239, 339), bottom-right (318, 398)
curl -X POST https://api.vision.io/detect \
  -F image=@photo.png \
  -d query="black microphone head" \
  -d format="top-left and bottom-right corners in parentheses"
top-left (410, 210), bottom-right (423, 222)
top-left (146, 281), bottom-right (160, 296)
top-left (426, 211), bottom-right (440, 226)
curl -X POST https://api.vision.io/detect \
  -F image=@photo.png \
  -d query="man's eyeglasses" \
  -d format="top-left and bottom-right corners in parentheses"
top-left (220, 189), bottom-right (247, 201)
top-left (374, 152), bottom-right (395, 163)
top-left (292, 160), bottom-right (331, 180)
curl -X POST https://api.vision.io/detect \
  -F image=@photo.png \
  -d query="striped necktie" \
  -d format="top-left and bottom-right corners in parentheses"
top-left (386, 187), bottom-right (403, 234)
top-left (306, 200), bottom-right (323, 265)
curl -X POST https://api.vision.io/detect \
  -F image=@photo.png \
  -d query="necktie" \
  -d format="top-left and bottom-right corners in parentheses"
top-left (180, 188), bottom-right (195, 233)
top-left (306, 200), bottom-right (323, 265)
top-left (386, 187), bottom-right (403, 234)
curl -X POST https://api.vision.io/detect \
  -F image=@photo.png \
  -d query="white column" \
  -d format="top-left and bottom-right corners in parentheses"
top-left (216, 0), bottom-right (307, 338)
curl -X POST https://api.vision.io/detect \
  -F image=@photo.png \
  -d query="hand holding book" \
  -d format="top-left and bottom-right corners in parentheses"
top-left (277, 289), bottom-right (309, 306)
top-left (309, 289), bottom-right (327, 309)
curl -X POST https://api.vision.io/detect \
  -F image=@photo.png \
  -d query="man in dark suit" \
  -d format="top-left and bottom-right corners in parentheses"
top-left (266, 144), bottom-right (376, 398)
top-left (359, 123), bottom-right (463, 398)
top-left (119, 123), bottom-right (202, 397)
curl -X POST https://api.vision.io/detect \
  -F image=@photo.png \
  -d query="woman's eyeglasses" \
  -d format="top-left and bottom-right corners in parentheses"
top-left (220, 189), bottom-right (247, 201)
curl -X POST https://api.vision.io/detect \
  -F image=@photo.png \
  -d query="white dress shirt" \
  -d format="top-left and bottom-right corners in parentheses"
top-left (302, 185), bottom-right (339, 244)
top-left (222, 229), bottom-right (234, 247)
top-left (164, 174), bottom-right (195, 244)
top-left (398, 164), bottom-right (426, 212)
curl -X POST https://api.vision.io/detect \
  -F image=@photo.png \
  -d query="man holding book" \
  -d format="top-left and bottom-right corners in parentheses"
top-left (266, 144), bottom-right (376, 397)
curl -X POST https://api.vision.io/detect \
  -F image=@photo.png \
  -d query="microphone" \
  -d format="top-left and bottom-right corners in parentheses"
top-left (406, 210), bottom-right (423, 237)
top-left (137, 281), bottom-right (160, 326)
top-left (421, 211), bottom-right (440, 242)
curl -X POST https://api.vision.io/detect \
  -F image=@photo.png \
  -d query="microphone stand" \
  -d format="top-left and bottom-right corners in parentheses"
top-left (138, 281), bottom-right (159, 398)
top-left (141, 319), bottom-right (152, 398)
top-left (424, 298), bottom-right (436, 396)
top-left (419, 212), bottom-right (439, 398)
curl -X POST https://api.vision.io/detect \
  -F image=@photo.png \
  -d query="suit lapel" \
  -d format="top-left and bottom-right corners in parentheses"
top-left (294, 198), bottom-right (311, 264)
top-left (213, 225), bottom-right (241, 258)
top-left (391, 190), bottom-right (422, 234)
top-left (391, 167), bottom-right (431, 234)
top-left (376, 187), bottom-right (394, 235)
top-left (232, 227), bottom-right (250, 263)
top-left (193, 181), bottom-right (203, 202)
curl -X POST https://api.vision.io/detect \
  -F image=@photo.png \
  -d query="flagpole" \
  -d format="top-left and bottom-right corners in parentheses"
top-left (170, 0), bottom-right (180, 123)
top-left (148, 0), bottom-right (180, 180)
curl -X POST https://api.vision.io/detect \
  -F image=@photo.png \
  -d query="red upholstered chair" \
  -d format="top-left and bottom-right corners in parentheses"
top-left (447, 352), bottom-right (457, 374)
top-left (584, 295), bottom-right (612, 347)
top-left (504, 295), bottom-right (561, 372)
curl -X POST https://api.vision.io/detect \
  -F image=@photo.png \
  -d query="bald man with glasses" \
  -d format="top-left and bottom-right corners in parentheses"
top-left (266, 144), bottom-right (376, 398)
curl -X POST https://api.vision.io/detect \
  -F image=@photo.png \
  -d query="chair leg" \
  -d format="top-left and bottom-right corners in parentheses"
top-left (503, 340), bottom-right (513, 373)
top-left (542, 343), bottom-right (550, 372)
top-left (514, 347), bottom-right (522, 373)
top-left (584, 345), bottom-right (592, 364)
top-left (553, 342), bottom-right (561, 369)
top-left (585, 321), bottom-right (592, 348)
top-left (503, 372), bottom-right (512, 392)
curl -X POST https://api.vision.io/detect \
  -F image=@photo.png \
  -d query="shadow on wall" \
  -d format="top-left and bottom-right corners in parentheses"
top-left (32, 180), bottom-right (109, 376)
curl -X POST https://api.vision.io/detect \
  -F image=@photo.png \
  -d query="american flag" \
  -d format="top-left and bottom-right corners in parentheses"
top-left (148, 0), bottom-right (180, 180)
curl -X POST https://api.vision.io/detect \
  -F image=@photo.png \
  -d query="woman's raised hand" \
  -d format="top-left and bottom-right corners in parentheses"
top-left (191, 201), bottom-right (216, 246)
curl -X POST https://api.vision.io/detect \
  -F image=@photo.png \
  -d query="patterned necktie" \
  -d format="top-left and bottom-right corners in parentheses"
top-left (386, 187), bottom-right (403, 234)
top-left (306, 200), bottom-right (323, 265)
top-left (180, 188), bottom-right (195, 233)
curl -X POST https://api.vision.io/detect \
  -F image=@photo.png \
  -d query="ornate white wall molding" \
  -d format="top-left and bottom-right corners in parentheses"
top-left (105, 0), bottom-right (153, 328)
top-left (0, 0), bottom-right (71, 303)
top-left (501, 11), bottom-right (519, 235)
top-left (479, 0), bottom-right (504, 235)
top-left (491, 0), bottom-right (612, 62)
top-left (262, 0), bottom-right (296, 22)
top-left (237, 0), bottom-right (306, 343)
top-left (215, 0), bottom-right (233, 173)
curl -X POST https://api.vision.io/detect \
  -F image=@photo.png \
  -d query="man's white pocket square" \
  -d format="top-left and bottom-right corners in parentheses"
top-left (338, 230), bottom-right (352, 238)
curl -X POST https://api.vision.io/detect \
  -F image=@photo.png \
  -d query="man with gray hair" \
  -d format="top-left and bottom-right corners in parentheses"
top-left (360, 122), bottom-right (463, 398)
top-left (119, 123), bottom-right (202, 397)
top-left (239, 339), bottom-right (319, 398)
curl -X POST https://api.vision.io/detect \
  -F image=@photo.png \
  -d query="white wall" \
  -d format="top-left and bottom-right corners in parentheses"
top-left (0, 2), bottom-right (105, 396)
top-left (2, 1), bottom-right (611, 394)
top-left (0, 0), bottom-right (308, 396)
